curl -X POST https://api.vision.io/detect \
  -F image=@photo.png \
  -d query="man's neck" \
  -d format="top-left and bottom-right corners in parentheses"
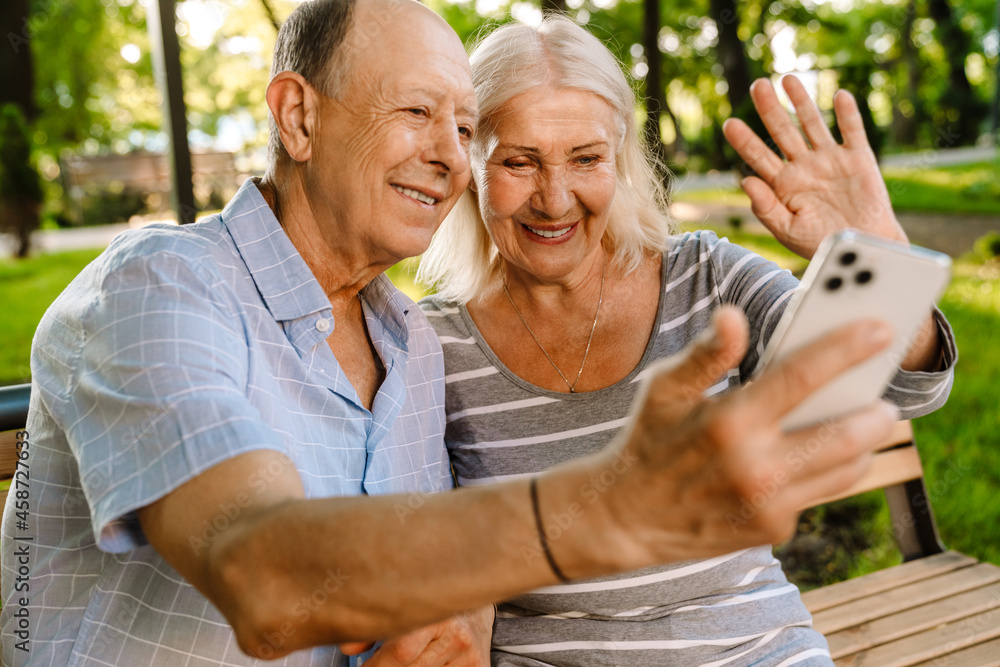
top-left (255, 174), bottom-right (390, 316)
top-left (255, 174), bottom-right (388, 408)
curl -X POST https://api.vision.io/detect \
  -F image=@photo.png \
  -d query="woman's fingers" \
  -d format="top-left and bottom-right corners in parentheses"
top-left (740, 176), bottom-right (792, 235)
top-left (750, 78), bottom-right (810, 161)
top-left (722, 118), bottom-right (784, 183)
top-left (782, 75), bottom-right (836, 151)
top-left (833, 89), bottom-right (869, 150)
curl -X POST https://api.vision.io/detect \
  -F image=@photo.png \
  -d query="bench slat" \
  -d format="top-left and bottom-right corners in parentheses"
top-left (802, 550), bottom-right (976, 613)
top-left (0, 429), bottom-right (20, 480)
top-left (909, 636), bottom-right (1000, 667)
top-left (814, 562), bottom-right (1000, 635)
top-left (807, 445), bottom-right (923, 509)
top-left (826, 576), bottom-right (1000, 659)
top-left (833, 606), bottom-right (1000, 667)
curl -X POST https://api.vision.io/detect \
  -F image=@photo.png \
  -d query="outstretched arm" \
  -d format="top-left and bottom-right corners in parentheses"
top-left (138, 308), bottom-right (899, 660)
top-left (723, 76), bottom-right (942, 371)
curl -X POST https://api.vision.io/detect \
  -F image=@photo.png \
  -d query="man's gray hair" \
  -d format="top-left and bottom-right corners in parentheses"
top-left (266, 0), bottom-right (358, 168)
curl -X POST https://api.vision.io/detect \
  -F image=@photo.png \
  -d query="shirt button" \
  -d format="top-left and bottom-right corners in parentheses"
top-left (316, 317), bottom-right (331, 332)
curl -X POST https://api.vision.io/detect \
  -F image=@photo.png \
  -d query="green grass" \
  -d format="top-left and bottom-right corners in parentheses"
top-left (0, 248), bottom-right (104, 386)
top-left (884, 160), bottom-right (1000, 216)
top-left (673, 160), bottom-right (1000, 216)
top-left (672, 188), bottom-right (752, 206)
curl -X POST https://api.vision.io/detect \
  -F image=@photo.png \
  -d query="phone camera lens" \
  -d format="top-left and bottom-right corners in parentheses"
top-left (825, 276), bottom-right (843, 291)
top-left (855, 270), bottom-right (873, 285)
top-left (839, 252), bottom-right (858, 266)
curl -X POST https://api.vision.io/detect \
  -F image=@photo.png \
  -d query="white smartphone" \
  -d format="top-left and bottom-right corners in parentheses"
top-left (756, 230), bottom-right (951, 431)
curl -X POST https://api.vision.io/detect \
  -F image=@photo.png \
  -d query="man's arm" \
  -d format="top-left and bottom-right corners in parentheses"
top-left (138, 307), bottom-right (898, 659)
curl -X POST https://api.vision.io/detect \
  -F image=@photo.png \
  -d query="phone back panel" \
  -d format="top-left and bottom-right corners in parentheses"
top-left (760, 231), bottom-right (951, 431)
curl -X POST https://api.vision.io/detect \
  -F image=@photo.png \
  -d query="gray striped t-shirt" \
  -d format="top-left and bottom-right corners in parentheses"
top-left (420, 230), bottom-right (956, 667)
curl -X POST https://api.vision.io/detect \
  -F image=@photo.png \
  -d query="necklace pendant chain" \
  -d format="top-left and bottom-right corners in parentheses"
top-left (504, 259), bottom-right (606, 393)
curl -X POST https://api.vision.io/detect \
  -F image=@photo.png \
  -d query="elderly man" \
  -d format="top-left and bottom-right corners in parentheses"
top-left (0, 0), bottom-right (932, 665)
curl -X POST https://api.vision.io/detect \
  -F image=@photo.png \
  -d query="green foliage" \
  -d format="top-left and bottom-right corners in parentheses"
top-left (29, 0), bottom-right (156, 158)
top-left (972, 231), bottom-right (1000, 260)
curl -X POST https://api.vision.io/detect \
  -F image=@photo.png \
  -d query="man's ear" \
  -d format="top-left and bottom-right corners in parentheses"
top-left (266, 71), bottom-right (317, 163)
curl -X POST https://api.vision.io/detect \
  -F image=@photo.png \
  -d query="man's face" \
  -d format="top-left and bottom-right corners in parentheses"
top-left (307, 2), bottom-right (477, 267)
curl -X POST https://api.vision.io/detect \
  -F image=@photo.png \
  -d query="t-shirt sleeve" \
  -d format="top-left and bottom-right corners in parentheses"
top-left (883, 307), bottom-right (958, 419)
top-left (701, 233), bottom-right (800, 379)
top-left (41, 251), bottom-right (290, 553)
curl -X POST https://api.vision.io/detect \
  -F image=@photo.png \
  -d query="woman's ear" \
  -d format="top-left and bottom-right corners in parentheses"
top-left (468, 176), bottom-right (478, 194)
top-left (266, 72), bottom-right (317, 163)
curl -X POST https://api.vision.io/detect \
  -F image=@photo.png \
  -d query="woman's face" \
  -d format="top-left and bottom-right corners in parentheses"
top-left (475, 86), bottom-right (618, 285)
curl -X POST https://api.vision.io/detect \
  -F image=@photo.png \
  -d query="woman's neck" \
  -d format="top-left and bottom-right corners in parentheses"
top-left (494, 248), bottom-right (607, 319)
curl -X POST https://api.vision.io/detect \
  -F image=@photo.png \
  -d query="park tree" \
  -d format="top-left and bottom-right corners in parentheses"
top-left (927, 0), bottom-right (990, 144)
top-left (0, 0), bottom-right (42, 255)
top-left (0, 106), bottom-right (43, 258)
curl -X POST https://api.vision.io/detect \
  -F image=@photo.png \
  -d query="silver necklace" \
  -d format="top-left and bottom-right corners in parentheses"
top-left (503, 260), bottom-right (606, 393)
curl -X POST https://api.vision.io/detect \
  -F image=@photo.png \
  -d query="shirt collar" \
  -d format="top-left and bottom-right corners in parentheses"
top-left (361, 273), bottom-right (411, 346)
top-left (221, 178), bottom-right (412, 351)
top-left (221, 178), bottom-right (331, 324)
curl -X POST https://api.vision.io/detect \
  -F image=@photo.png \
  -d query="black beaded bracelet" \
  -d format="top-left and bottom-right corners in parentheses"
top-left (530, 476), bottom-right (570, 583)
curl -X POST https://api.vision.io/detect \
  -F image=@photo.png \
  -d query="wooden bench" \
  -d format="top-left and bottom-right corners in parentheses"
top-left (799, 420), bottom-right (1000, 666)
top-left (0, 383), bottom-right (30, 511)
top-left (1, 385), bottom-right (998, 663)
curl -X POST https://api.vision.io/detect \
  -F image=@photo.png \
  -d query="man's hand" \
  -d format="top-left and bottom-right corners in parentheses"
top-left (722, 76), bottom-right (908, 259)
top-left (340, 606), bottom-right (493, 666)
top-left (559, 306), bottom-right (899, 571)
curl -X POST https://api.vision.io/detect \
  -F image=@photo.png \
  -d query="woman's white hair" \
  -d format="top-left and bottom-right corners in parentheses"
top-left (417, 14), bottom-right (676, 304)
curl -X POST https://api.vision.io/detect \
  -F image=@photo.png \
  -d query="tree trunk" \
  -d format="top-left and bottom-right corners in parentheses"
top-left (991, 0), bottom-right (1000, 136)
top-left (707, 0), bottom-right (772, 169)
top-left (0, 0), bottom-right (37, 120)
top-left (892, 0), bottom-right (921, 146)
top-left (708, 0), bottom-right (752, 119)
top-left (927, 0), bottom-right (987, 144)
top-left (0, 0), bottom-right (40, 257)
top-left (643, 0), bottom-right (669, 173)
top-left (662, 98), bottom-right (685, 157)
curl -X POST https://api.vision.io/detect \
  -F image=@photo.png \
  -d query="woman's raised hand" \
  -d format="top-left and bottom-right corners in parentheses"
top-left (722, 76), bottom-right (908, 259)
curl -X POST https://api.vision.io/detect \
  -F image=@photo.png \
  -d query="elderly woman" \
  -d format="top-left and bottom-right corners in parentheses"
top-left (418, 15), bottom-right (955, 667)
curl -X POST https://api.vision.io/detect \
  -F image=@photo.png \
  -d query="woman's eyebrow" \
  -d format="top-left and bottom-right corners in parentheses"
top-left (494, 141), bottom-right (609, 154)
top-left (569, 141), bottom-right (608, 153)
top-left (496, 143), bottom-right (539, 154)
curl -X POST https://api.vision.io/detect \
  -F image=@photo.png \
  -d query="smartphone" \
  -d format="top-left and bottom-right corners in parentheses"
top-left (756, 230), bottom-right (951, 431)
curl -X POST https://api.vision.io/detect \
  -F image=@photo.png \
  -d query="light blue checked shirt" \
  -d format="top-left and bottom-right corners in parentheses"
top-left (0, 179), bottom-right (452, 666)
